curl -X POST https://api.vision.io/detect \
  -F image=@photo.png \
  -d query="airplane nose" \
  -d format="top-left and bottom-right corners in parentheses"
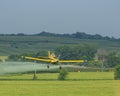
top-left (56, 60), bottom-right (59, 63)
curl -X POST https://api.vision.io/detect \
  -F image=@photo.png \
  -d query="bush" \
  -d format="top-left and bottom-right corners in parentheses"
top-left (58, 69), bottom-right (69, 80)
top-left (114, 65), bottom-right (120, 80)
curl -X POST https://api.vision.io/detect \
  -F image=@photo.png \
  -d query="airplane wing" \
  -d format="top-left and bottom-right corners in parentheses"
top-left (59, 60), bottom-right (86, 63)
top-left (24, 56), bottom-right (50, 62)
top-left (37, 56), bottom-right (49, 59)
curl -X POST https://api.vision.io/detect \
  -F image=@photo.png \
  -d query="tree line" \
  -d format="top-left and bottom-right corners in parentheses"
top-left (0, 31), bottom-right (119, 41)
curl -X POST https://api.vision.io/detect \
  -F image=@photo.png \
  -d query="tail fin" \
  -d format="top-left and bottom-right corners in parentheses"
top-left (48, 51), bottom-right (51, 58)
top-left (48, 51), bottom-right (56, 58)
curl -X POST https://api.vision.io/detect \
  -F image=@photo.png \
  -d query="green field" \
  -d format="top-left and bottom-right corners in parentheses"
top-left (0, 36), bottom-right (120, 55)
top-left (0, 72), bottom-right (119, 96)
top-left (0, 80), bottom-right (119, 96)
top-left (0, 72), bottom-right (114, 80)
top-left (0, 36), bottom-right (120, 95)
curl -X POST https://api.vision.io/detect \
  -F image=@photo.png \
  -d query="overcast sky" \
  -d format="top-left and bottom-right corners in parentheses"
top-left (0, 0), bottom-right (120, 38)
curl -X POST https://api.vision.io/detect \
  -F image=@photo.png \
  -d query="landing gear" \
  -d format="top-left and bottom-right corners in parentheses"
top-left (47, 65), bottom-right (49, 68)
top-left (59, 66), bottom-right (62, 69)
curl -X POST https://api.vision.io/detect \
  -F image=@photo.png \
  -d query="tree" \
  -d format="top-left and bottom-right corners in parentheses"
top-left (8, 55), bottom-right (20, 61)
top-left (8, 53), bottom-right (36, 61)
top-left (55, 45), bottom-right (97, 61)
top-left (106, 52), bottom-right (120, 67)
top-left (114, 65), bottom-right (120, 80)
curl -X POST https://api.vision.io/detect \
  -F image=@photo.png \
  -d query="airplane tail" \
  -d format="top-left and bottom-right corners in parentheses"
top-left (48, 51), bottom-right (51, 58)
top-left (48, 51), bottom-right (56, 58)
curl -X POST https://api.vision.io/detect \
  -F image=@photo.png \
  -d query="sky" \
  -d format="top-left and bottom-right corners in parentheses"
top-left (0, 0), bottom-right (120, 38)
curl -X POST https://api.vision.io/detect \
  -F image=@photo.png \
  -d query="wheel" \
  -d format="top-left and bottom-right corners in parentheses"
top-left (47, 65), bottom-right (49, 68)
top-left (59, 66), bottom-right (62, 69)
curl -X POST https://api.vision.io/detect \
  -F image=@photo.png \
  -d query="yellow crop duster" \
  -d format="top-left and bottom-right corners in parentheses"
top-left (24, 51), bottom-right (87, 69)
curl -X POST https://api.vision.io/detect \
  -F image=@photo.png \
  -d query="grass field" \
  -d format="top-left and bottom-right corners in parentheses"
top-left (0, 35), bottom-right (120, 95)
top-left (0, 36), bottom-right (120, 55)
top-left (0, 80), bottom-right (119, 96)
top-left (0, 72), bottom-right (114, 80)
top-left (0, 72), bottom-right (119, 96)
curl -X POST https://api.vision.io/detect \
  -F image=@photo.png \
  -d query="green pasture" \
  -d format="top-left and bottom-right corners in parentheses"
top-left (0, 72), bottom-right (114, 80)
top-left (0, 72), bottom-right (119, 96)
top-left (0, 34), bottom-right (120, 96)
top-left (0, 36), bottom-right (120, 55)
top-left (0, 80), bottom-right (119, 96)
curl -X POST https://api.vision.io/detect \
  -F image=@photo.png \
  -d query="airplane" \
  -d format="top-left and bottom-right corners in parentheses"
top-left (23, 51), bottom-right (87, 69)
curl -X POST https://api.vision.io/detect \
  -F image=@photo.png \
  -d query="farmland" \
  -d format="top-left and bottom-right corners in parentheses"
top-left (0, 72), bottom-right (114, 80)
top-left (0, 35), bottom-right (120, 96)
top-left (0, 61), bottom-right (119, 96)
top-left (0, 72), bottom-right (119, 96)
top-left (0, 36), bottom-right (120, 55)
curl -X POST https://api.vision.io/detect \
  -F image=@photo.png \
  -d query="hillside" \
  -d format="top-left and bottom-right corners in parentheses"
top-left (0, 35), bottom-right (120, 56)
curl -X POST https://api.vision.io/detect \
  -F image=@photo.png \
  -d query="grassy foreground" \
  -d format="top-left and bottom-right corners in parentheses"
top-left (0, 80), bottom-right (119, 96)
top-left (0, 72), bottom-right (119, 96)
